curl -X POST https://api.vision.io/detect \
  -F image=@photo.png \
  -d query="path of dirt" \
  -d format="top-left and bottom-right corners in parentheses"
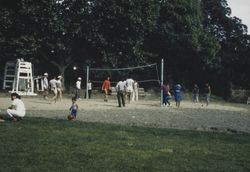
top-left (1, 94), bottom-right (250, 133)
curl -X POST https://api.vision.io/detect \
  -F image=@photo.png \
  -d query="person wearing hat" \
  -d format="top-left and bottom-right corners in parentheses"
top-left (57, 75), bottom-right (63, 102)
top-left (43, 72), bottom-right (49, 100)
top-left (6, 93), bottom-right (26, 122)
top-left (75, 77), bottom-right (82, 100)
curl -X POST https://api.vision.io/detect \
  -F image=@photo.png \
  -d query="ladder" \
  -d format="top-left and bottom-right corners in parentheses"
top-left (2, 61), bottom-right (16, 90)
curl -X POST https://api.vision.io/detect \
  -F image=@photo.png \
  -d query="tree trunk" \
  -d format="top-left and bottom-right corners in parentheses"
top-left (57, 65), bottom-right (67, 89)
top-left (43, 55), bottom-right (72, 90)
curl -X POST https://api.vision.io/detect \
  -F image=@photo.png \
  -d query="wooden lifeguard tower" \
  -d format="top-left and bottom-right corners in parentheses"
top-left (3, 59), bottom-right (37, 96)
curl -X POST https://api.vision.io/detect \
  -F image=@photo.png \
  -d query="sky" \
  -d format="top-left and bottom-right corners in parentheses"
top-left (227, 0), bottom-right (250, 32)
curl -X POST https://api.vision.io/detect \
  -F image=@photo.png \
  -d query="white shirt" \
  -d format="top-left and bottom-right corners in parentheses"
top-left (12, 98), bottom-right (25, 112)
top-left (43, 77), bottom-right (48, 89)
top-left (49, 79), bottom-right (57, 89)
top-left (87, 82), bottom-right (92, 90)
top-left (126, 78), bottom-right (134, 92)
top-left (116, 81), bottom-right (126, 91)
top-left (76, 81), bottom-right (81, 89)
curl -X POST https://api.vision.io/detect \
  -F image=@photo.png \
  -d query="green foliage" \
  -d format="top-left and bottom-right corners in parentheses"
top-left (201, 0), bottom-right (250, 88)
top-left (0, 0), bottom-right (249, 90)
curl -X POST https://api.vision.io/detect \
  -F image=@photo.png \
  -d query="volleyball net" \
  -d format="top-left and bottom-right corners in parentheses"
top-left (87, 63), bottom-right (160, 88)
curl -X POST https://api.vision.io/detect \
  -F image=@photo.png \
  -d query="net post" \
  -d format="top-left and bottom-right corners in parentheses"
top-left (160, 58), bottom-right (164, 106)
top-left (86, 66), bottom-right (89, 99)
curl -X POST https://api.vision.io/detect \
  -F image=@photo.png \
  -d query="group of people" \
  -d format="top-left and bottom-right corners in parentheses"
top-left (43, 73), bottom-right (63, 103)
top-left (161, 83), bottom-right (182, 108)
top-left (115, 78), bottom-right (139, 107)
top-left (73, 77), bottom-right (93, 100)
top-left (101, 77), bottom-right (139, 107)
top-left (192, 83), bottom-right (211, 106)
top-left (0, 73), bottom-right (212, 122)
top-left (161, 83), bottom-right (211, 108)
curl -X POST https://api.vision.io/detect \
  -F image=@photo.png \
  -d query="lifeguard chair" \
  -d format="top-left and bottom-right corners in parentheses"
top-left (8, 59), bottom-right (37, 96)
top-left (34, 76), bottom-right (44, 92)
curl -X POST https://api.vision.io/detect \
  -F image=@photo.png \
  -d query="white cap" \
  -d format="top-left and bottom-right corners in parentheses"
top-left (78, 77), bottom-right (82, 80)
top-left (57, 75), bottom-right (62, 79)
top-left (44, 72), bottom-right (48, 76)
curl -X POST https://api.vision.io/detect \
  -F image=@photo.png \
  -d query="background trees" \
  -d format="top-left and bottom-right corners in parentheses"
top-left (0, 0), bottom-right (249, 94)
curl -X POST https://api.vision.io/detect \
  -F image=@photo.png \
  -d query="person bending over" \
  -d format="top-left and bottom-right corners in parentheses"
top-left (6, 93), bottom-right (26, 122)
top-left (68, 97), bottom-right (78, 121)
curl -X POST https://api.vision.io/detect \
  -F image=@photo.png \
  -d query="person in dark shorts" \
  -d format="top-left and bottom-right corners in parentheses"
top-left (192, 84), bottom-right (199, 103)
top-left (161, 84), bottom-right (171, 107)
top-left (116, 80), bottom-right (126, 107)
top-left (205, 83), bottom-right (211, 106)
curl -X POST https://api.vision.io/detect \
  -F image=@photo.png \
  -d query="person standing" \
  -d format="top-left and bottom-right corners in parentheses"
top-left (85, 80), bottom-right (92, 99)
top-left (75, 77), bottom-right (82, 100)
top-left (161, 84), bottom-right (171, 107)
top-left (56, 76), bottom-right (63, 102)
top-left (116, 80), bottom-right (126, 107)
top-left (205, 83), bottom-right (211, 106)
top-left (133, 80), bottom-right (139, 101)
top-left (192, 84), bottom-right (199, 103)
top-left (125, 78), bottom-right (134, 103)
top-left (174, 84), bottom-right (182, 108)
top-left (102, 77), bottom-right (111, 102)
top-left (49, 76), bottom-right (58, 103)
top-left (6, 93), bottom-right (25, 122)
top-left (43, 72), bottom-right (49, 100)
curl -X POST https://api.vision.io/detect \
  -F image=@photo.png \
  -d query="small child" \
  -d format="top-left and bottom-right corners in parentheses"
top-left (68, 97), bottom-right (78, 121)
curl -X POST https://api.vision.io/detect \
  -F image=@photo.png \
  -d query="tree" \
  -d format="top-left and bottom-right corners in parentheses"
top-left (201, 0), bottom-right (250, 90)
top-left (143, 0), bottom-right (220, 86)
top-left (84, 0), bottom-right (159, 68)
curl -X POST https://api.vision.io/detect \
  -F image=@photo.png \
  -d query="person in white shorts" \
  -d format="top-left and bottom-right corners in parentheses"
top-left (133, 80), bottom-right (139, 101)
top-left (49, 76), bottom-right (58, 103)
top-left (75, 77), bottom-right (82, 100)
top-left (126, 78), bottom-right (134, 103)
top-left (43, 72), bottom-right (49, 100)
top-left (6, 93), bottom-right (26, 121)
top-left (56, 75), bottom-right (63, 102)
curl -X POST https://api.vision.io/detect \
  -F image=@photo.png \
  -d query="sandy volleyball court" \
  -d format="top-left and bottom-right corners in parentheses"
top-left (0, 94), bottom-right (250, 133)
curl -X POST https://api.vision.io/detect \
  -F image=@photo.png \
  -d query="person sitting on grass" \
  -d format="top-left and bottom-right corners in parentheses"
top-left (6, 92), bottom-right (26, 122)
top-left (68, 97), bottom-right (78, 121)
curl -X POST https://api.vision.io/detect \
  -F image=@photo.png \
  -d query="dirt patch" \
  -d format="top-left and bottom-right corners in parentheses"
top-left (0, 94), bottom-right (249, 133)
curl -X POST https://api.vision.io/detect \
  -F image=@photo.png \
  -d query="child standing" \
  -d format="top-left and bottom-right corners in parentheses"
top-left (68, 97), bottom-right (78, 121)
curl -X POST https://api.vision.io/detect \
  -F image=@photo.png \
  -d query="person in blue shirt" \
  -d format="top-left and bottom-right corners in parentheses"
top-left (174, 84), bottom-right (182, 108)
top-left (68, 97), bottom-right (78, 120)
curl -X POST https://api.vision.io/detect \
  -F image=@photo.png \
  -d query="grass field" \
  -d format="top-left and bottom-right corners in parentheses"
top-left (1, 117), bottom-right (250, 172)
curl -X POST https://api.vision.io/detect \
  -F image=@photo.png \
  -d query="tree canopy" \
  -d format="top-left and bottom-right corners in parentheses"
top-left (0, 0), bottom-right (249, 93)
